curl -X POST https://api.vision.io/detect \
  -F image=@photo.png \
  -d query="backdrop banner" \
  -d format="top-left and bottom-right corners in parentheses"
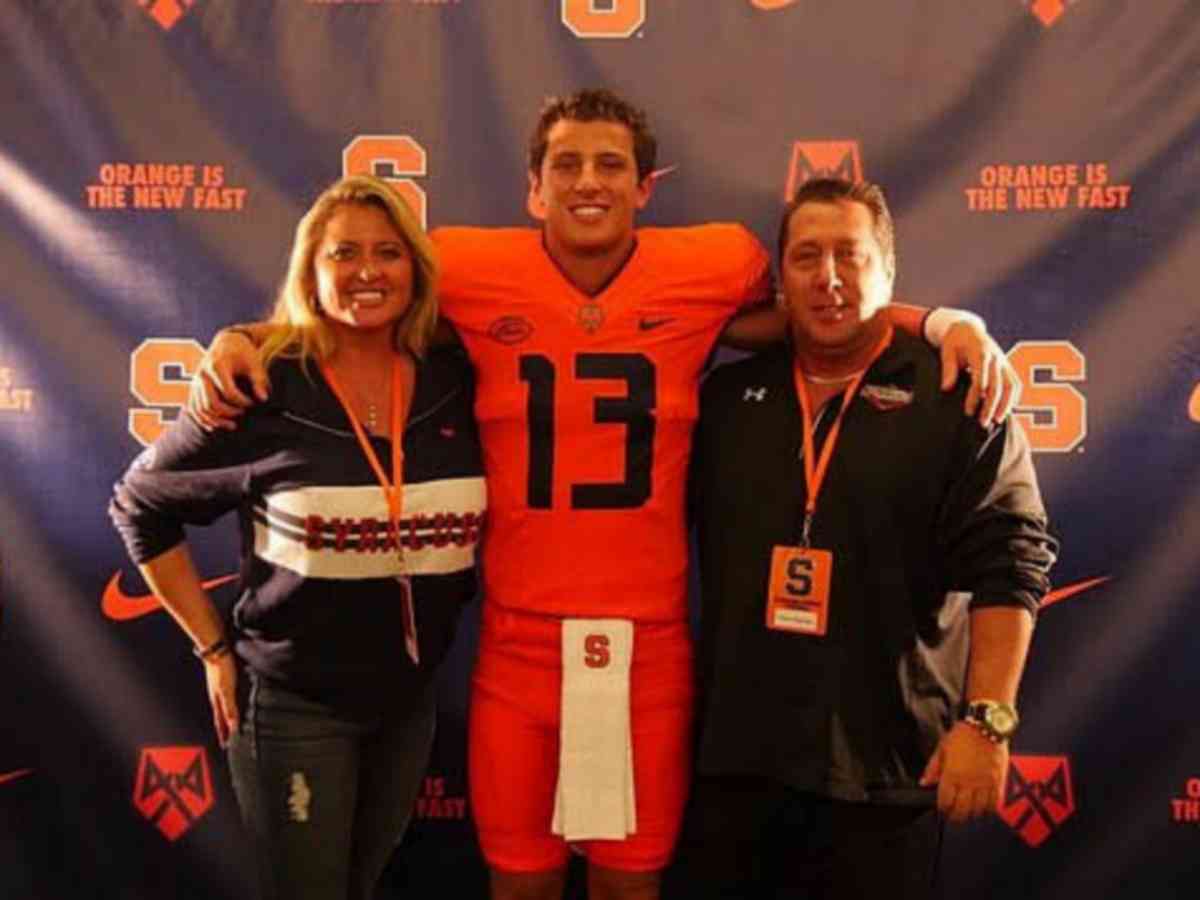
top-left (2, 2), bottom-right (1198, 897)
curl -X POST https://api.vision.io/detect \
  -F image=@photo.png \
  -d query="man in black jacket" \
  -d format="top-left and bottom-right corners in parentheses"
top-left (675, 178), bottom-right (1058, 899)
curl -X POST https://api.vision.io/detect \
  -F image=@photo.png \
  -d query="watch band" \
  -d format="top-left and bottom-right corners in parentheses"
top-left (962, 699), bottom-right (1019, 744)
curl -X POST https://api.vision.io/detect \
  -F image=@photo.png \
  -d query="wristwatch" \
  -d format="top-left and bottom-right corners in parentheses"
top-left (962, 700), bottom-right (1019, 744)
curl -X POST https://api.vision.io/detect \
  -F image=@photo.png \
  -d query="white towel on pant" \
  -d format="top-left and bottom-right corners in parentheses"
top-left (551, 618), bottom-right (636, 841)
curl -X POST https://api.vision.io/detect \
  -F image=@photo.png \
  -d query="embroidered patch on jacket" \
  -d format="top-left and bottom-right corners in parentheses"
top-left (860, 384), bottom-right (914, 411)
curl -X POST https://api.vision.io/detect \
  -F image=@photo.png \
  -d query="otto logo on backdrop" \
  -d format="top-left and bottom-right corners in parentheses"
top-left (84, 163), bottom-right (249, 212)
top-left (782, 141), bottom-right (863, 202)
top-left (0, 366), bottom-right (34, 414)
top-left (998, 755), bottom-right (1076, 847)
top-left (133, 746), bottom-right (214, 841)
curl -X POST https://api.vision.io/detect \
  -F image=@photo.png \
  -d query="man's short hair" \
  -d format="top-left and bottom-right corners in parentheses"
top-left (777, 178), bottom-right (896, 278)
top-left (527, 88), bottom-right (658, 182)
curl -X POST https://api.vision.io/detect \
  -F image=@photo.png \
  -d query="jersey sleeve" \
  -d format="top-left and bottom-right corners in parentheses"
top-left (687, 223), bottom-right (772, 310)
top-left (432, 227), bottom-right (533, 328)
top-left (727, 224), bottom-right (773, 307)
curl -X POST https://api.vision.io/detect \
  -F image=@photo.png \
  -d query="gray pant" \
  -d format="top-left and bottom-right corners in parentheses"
top-left (227, 674), bottom-right (436, 900)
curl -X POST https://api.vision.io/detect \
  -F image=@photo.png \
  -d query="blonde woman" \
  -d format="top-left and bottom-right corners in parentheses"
top-left (111, 175), bottom-right (486, 900)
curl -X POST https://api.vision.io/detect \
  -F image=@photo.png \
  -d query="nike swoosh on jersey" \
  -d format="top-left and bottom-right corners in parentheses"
top-left (638, 317), bottom-right (675, 331)
top-left (0, 769), bottom-right (34, 787)
top-left (1040, 576), bottom-right (1111, 609)
top-left (101, 572), bottom-right (238, 621)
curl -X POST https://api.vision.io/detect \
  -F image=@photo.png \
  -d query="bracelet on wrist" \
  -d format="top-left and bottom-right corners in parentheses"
top-left (192, 636), bottom-right (230, 662)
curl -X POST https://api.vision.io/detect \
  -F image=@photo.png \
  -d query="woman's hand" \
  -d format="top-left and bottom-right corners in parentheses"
top-left (203, 651), bottom-right (240, 748)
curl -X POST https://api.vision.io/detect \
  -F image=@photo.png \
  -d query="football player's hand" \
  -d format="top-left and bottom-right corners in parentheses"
top-left (940, 322), bottom-right (1019, 427)
top-left (188, 330), bottom-right (268, 431)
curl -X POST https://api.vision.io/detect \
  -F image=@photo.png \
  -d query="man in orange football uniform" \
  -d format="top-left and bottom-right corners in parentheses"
top-left (193, 90), bottom-right (1015, 900)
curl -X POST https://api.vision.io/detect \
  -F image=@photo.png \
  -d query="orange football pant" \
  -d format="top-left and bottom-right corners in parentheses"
top-left (469, 605), bottom-right (694, 873)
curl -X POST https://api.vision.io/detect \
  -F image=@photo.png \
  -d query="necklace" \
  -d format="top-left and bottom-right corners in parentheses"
top-left (329, 361), bottom-right (388, 434)
top-left (802, 368), bottom-right (865, 385)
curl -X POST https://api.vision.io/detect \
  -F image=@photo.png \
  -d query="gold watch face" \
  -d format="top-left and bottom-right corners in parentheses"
top-left (986, 705), bottom-right (1017, 736)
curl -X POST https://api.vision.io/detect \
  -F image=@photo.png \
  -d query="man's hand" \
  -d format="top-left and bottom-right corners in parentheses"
top-left (919, 722), bottom-right (1008, 823)
top-left (940, 321), bottom-right (1020, 427)
top-left (188, 329), bottom-right (270, 431)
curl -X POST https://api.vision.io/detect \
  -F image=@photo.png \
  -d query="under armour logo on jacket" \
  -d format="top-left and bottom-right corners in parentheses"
top-left (743, 387), bottom-right (767, 402)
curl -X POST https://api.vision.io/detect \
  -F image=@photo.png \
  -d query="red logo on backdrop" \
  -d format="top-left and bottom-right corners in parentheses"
top-left (102, 571), bottom-right (238, 622)
top-left (0, 768), bottom-right (34, 788)
top-left (1189, 382), bottom-right (1200, 423)
top-left (133, 747), bottom-right (214, 841)
top-left (783, 141), bottom-right (864, 201)
top-left (1025, 0), bottom-right (1081, 28)
top-left (1039, 575), bottom-right (1110, 610)
top-left (1170, 777), bottom-right (1200, 824)
top-left (138, 0), bottom-right (196, 30)
top-left (997, 755), bottom-right (1075, 847)
top-left (414, 775), bottom-right (468, 820)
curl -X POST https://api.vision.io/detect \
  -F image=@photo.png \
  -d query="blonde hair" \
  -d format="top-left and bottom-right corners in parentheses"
top-left (260, 174), bottom-right (439, 367)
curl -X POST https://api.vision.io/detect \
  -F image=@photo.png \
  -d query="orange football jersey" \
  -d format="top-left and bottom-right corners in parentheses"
top-left (435, 225), bottom-right (770, 621)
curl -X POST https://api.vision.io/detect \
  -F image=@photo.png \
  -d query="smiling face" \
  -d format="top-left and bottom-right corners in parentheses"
top-left (527, 118), bottom-right (652, 265)
top-left (312, 202), bottom-right (414, 336)
top-left (780, 198), bottom-right (894, 360)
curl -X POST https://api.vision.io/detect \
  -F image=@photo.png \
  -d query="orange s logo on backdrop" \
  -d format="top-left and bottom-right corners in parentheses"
top-left (128, 339), bottom-right (205, 447)
top-left (343, 136), bottom-right (429, 228)
top-left (560, 0), bottom-right (801, 35)
top-left (1008, 341), bottom-right (1087, 454)
top-left (0, 366), bottom-right (34, 414)
top-left (561, 0), bottom-right (646, 38)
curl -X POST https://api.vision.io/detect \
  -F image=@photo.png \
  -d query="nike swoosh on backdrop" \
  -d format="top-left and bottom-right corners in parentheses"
top-left (0, 769), bottom-right (34, 787)
top-left (1040, 576), bottom-right (1111, 610)
top-left (102, 572), bottom-right (238, 621)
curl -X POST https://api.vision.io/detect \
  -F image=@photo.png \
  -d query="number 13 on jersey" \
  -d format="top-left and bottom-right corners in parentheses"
top-left (766, 546), bottom-right (832, 636)
top-left (519, 351), bottom-right (657, 510)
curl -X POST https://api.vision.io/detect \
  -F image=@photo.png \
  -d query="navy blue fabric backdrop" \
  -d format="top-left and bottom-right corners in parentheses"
top-left (2, 1), bottom-right (1198, 896)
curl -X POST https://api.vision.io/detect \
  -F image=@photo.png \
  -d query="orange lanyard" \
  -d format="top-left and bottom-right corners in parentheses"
top-left (791, 326), bottom-right (893, 547)
top-left (319, 357), bottom-right (406, 554)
